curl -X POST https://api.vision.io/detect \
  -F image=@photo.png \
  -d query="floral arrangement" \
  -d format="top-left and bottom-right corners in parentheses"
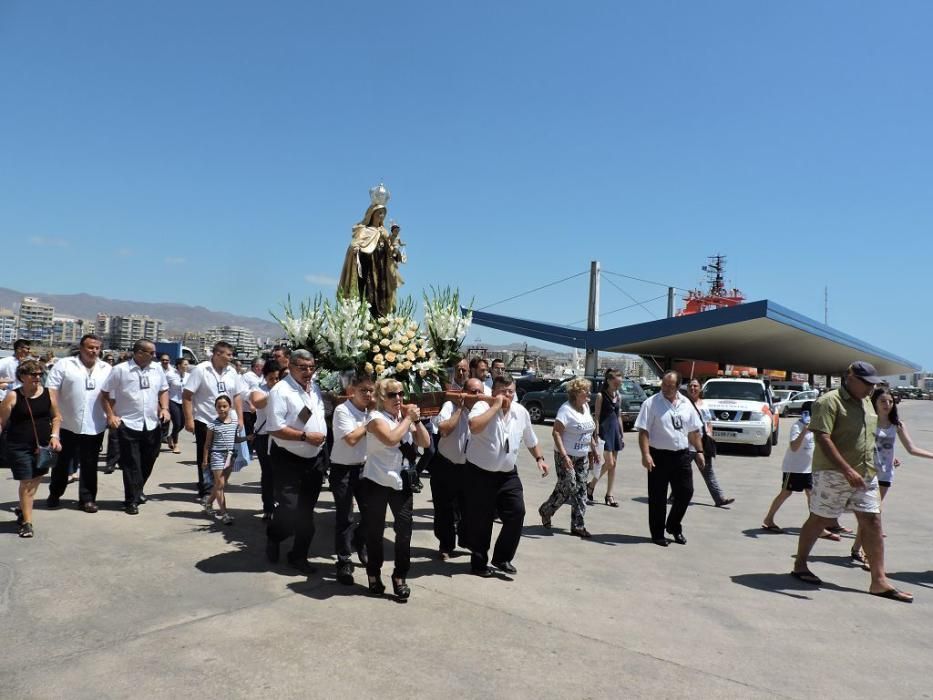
top-left (274, 291), bottom-right (472, 394)
top-left (423, 286), bottom-right (473, 367)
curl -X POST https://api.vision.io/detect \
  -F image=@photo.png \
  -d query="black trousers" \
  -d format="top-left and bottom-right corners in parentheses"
top-left (105, 428), bottom-right (120, 468)
top-left (358, 477), bottom-right (413, 578)
top-left (430, 453), bottom-right (466, 553)
top-left (267, 443), bottom-right (324, 559)
top-left (118, 424), bottom-right (162, 506)
top-left (328, 462), bottom-right (366, 563)
top-left (168, 402), bottom-right (184, 444)
top-left (647, 447), bottom-right (694, 539)
top-left (49, 430), bottom-right (105, 503)
top-left (253, 434), bottom-right (276, 513)
top-left (464, 462), bottom-right (525, 570)
top-left (194, 420), bottom-right (213, 497)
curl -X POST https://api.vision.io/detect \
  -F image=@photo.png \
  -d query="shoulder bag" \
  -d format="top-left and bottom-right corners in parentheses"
top-left (24, 390), bottom-right (59, 472)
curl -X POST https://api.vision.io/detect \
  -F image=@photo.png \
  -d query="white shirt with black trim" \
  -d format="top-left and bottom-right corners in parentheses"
top-left (466, 401), bottom-right (538, 473)
top-left (101, 359), bottom-right (168, 431)
top-left (46, 356), bottom-right (112, 435)
top-left (266, 374), bottom-right (327, 458)
top-left (185, 361), bottom-right (244, 424)
top-left (634, 391), bottom-right (702, 451)
top-left (363, 411), bottom-right (414, 490)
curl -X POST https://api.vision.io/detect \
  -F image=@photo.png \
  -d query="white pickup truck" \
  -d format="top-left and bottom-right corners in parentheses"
top-left (701, 378), bottom-right (779, 456)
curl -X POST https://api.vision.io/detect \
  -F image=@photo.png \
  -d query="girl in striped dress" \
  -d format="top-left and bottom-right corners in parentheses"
top-left (201, 394), bottom-right (245, 525)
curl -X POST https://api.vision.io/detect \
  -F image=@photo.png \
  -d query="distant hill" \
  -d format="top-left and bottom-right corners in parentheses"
top-left (0, 287), bottom-right (282, 338)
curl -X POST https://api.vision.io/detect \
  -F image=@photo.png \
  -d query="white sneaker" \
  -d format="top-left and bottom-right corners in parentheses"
top-left (220, 512), bottom-right (234, 525)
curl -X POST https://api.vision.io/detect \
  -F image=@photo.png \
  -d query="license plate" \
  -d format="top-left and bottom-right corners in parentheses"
top-left (713, 430), bottom-right (736, 438)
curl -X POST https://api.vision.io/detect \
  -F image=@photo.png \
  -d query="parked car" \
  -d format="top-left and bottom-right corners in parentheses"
top-left (782, 389), bottom-right (820, 416)
top-left (771, 389), bottom-right (794, 415)
top-left (701, 378), bottom-right (778, 456)
top-left (520, 376), bottom-right (647, 430)
top-left (514, 375), bottom-right (562, 401)
top-left (641, 384), bottom-right (661, 397)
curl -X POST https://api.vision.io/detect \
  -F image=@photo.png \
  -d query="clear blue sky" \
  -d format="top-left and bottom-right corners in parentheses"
top-left (1, 2), bottom-right (930, 369)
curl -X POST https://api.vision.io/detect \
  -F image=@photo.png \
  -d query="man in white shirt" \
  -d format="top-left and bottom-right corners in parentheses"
top-left (464, 375), bottom-right (548, 577)
top-left (488, 358), bottom-right (505, 390)
top-left (329, 375), bottom-right (374, 585)
top-left (264, 349), bottom-right (328, 574)
top-left (240, 357), bottom-right (263, 443)
top-left (46, 334), bottom-right (112, 513)
top-left (0, 338), bottom-right (31, 401)
top-left (433, 378), bottom-right (486, 559)
top-left (101, 338), bottom-right (170, 515)
top-left (183, 341), bottom-right (245, 500)
top-left (635, 371), bottom-right (704, 546)
top-left (470, 357), bottom-right (494, 396)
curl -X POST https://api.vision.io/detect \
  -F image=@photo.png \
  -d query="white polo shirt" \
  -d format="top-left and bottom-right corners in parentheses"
top-left (46, 356), bottom-right (112, 435)
top-left (634, 391), bottom-right (702, 451)
top-left (101, 359), bottom-right (168, 431)
top-left (266, 374), bottom-right (327, 458)
top-left (168, 371), bottom-right (189, 405)
top-left (466, 401), bottom-right (538, 473)
top-left (241, 370), bottom-right (262, 412)
top-left (185, 361), bottom-right (244, 424)
top-left (331, 400), bottom-right (371, 466)
top-left (363, 411), bottom-right (414, 490)
top-left (435, 400), bottom-right (469, 465)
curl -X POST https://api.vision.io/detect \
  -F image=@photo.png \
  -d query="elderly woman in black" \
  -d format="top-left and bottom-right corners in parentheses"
top-left (0, 360), bottom-right (62, 537)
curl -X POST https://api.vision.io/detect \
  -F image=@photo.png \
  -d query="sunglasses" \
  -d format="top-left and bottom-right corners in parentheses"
top-left (24, 372), bottom-right (44, 377)
top-left (385, 391), bottom-right (404, 398)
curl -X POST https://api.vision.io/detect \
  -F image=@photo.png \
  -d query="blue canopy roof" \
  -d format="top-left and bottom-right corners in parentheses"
top-left (469, 300), bottom-right (919, 376)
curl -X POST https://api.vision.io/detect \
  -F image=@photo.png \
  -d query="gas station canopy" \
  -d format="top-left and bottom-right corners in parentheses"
top-left (469, 300), bottom-right (919, 377)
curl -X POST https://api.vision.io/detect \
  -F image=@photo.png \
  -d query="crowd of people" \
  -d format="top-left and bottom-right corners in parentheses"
top-left (0, 336), bottom-right (925, 603)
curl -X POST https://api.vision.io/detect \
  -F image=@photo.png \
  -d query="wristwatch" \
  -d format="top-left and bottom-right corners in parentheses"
top-left (299, 432), bottom-right (306, 441)
top-left (536, 456), bottom-right (546, 464)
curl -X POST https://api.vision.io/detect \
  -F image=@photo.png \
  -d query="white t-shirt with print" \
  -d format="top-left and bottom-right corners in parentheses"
top-left (555, 402), bottom-right (596, 457)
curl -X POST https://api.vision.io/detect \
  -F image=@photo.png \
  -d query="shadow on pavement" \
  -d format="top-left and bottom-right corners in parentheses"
top-left (741, 526), bottom-right (802, 539)
top-left (886, 570), bottom-right (933, 589)
top-left (731, 572), bottom-right (862, 599)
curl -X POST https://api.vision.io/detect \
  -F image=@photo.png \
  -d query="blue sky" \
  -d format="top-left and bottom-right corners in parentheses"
top-left (1, 2), bottom-right (931, 368)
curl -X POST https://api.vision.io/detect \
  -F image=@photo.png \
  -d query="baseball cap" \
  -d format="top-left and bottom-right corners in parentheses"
top-left (850, 361), bottom-right (882, 384)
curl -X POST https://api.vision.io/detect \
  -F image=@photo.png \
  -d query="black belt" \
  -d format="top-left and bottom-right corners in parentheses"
top-left (649, 447), bottom-right (689, 455)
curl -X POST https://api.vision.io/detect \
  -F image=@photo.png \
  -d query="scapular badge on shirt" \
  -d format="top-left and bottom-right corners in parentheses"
top-left (85, 376), bottom-right (96, 390)
top-left (298, 406), bottom-right (312, 423)
top-left (216, 381), bottom-right (227, 393)
top-left (139, 375), bottom-right (150, 390)
top-left (671, 414), bottom-right (683, 431)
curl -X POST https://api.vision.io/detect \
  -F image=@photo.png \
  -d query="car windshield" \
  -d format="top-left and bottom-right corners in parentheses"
top-left (621, 380), bottom-right (647, 400)
top-left (773, 390), bottom-right (793, 401)
top-left (703, 381), bottom-right (766, 402)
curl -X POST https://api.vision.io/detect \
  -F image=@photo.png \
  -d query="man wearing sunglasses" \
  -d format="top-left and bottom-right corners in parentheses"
top-left (264, 349), bottom-right (328, 574)
top-left (635, 371), bottom-right (704, 547)
top-left (464, 375), bottom-right (547, 577)
top-left (791, 361), bottom-right (912, 602)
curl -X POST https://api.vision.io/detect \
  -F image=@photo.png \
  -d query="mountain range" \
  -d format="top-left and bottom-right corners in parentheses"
top-left (0, 287), bottom-right (283, 338)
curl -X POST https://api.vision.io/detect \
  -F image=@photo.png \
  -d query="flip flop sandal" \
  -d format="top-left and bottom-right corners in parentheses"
top-left (850, 549), bottom-right (866, 563)
top-left (761, 523), bottom-right (784, 533)
top-left (790, 570), bottom-right (822, 585)
top-left (819, 532), bottom-right (842, 541)
top-left (827, 526), bottom-right (853, 535)
top-left (870, 588), bottom-right (913, 603)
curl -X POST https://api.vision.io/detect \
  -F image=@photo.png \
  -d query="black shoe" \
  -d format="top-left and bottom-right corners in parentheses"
top-left (265, 538), bottom-right (280, 564)
top-left (391, 576), bottom-right (411, 601)
top-left (471, 566), bottom-right (494, 578)
top-left (138, 494), bottom-right (148, 504)
top-left (125, 503), bottom-right (139, 515)
top-left (336, 561), bottom-right (354, 586)
top-left (492, 561), bottom-right (517, 575)
top-left (669, 532), bottom-right (687, 545)
top-left (368, 575), bottom-right (386, 596)
top-left (46, 497), bottom-right (62, 510)
top-left (286, 554), bottom-right (317, 575)
top-left (652, 538), bottom-right (669, 547)
top-left (716, 498), bottom-right (735, 508)
top-left (104, 466), bottom-right (115, 475)
top-left (261, 511), bottom-right (273, 522)
top-left (571, 527), bottom-right (593, 539)
top-left (14, 508), bottom-right (24, 526)
top-left (80, 502), bottom-right (99, 514)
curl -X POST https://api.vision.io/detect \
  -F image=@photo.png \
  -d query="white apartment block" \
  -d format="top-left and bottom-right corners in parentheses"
top-left (207, 325), bottom-right (258, 356)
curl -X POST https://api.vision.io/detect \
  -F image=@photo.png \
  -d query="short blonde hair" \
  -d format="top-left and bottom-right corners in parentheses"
top-left (565, 377), bottom-right (592, 399)
top-left (374, 378), bottom-right (404, 410)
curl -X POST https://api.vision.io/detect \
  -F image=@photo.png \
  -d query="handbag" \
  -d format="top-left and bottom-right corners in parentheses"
top-left (689, 399), bottom-right (718, 459)
top-left (24, 390), bottom-right (59, 471)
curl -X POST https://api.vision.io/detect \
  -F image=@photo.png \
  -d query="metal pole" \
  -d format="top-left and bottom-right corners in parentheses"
top-left (667, 287), bottom-right (675, 318)
top-left (584, 260), bottom-right (600, 376)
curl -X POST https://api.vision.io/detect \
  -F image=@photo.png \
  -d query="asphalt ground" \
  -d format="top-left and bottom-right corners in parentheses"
top-left (2, 401), bottom-right (933, 699)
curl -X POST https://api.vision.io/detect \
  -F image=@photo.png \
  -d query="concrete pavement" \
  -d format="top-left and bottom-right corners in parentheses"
top-left (2, 402), bottom-right (933, 699)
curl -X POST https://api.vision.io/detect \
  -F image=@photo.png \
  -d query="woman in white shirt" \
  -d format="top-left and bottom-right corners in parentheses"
top-left (538, 378), bottom-right (597, 538)
top-left (360, 378), bottom-right (430, 600)
top-left (167, 358), bottom-right (189, 454)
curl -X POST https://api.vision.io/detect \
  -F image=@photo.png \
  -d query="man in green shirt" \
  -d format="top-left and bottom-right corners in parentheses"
top-left (790, 361), bottom-right (912, 602)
